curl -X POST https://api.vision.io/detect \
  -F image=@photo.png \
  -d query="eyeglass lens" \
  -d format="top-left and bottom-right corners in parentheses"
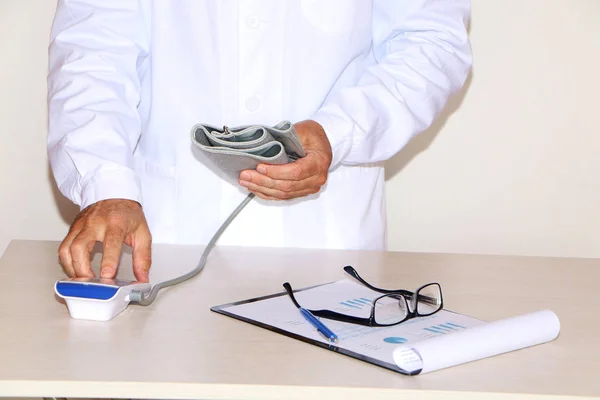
top-left (373, 294), bottom-right (408, 325)
top-left (416, 283), bottom-right (442, 315)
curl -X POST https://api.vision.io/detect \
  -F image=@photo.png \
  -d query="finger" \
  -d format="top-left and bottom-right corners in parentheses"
top-left (132, 228), bottom-right (152, 282)
top-left (240, 163), bottom-right (324, 191)
top-left (257, 156), bottom-right (319, 181)
top-left (247, 183), bottom-right (321, 200)
top-left (242, 174), bottom-right (323, 199)
top-left (240, 171), bottom-right (312, 193)
top-left (70, 228), bottom-right (98, 278)
top-left (250, 190), bottom-right (281, 201)
top-left (100, 228), bottom-right (125, 279)
top-left (58, 225), bottom-right (82, 277)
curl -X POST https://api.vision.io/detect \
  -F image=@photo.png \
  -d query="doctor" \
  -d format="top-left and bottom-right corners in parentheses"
top-left (47, 0), bottom-right (472, 282)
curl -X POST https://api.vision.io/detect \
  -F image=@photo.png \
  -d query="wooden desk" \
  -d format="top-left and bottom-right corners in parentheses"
top-left (0, 239), bottom-right (598, 400)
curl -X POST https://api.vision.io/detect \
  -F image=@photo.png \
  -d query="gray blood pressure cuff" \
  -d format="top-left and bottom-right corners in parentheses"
top-left (190, 120), bottom-right (306, 180)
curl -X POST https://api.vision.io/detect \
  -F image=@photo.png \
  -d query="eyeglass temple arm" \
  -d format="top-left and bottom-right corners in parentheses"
top-left (344, 266), bottom-right (439, 305)
top-left (343, 266), bottom-right (413, 296)
top-left (308, 309), bottom-right (373, 326)
top-left (282, 282), bottom-right (303, 309)
top-left (283, 282), bottom-right (373, 326)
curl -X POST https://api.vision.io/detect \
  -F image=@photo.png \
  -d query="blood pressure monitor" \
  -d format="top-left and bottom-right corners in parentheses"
top-left (53, 122), bottom-right (302, 320)
top-left (54, 277), bottom-right (151, 321)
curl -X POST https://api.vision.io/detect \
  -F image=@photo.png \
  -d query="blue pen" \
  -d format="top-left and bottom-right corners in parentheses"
top-left (299, 307), bottom-right (339, 343)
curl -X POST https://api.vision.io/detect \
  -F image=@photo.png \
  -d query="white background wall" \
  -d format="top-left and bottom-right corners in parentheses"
top-left (1, 1), bottom-right (598, 259)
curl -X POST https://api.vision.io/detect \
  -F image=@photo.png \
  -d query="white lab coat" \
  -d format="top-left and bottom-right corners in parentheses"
top-left (47, 0), bottom-right (472, 251)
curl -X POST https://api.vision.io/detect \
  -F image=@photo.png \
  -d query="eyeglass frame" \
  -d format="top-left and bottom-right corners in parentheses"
top-left (282, 265), bottom-right (443, 327)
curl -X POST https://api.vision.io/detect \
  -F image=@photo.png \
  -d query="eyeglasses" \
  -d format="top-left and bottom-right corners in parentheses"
top-left (283, 266), bottom-right (443, 327)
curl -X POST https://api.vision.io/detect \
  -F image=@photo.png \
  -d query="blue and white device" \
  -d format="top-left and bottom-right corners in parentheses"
top-left (54, 277), bottom-right (151, 321)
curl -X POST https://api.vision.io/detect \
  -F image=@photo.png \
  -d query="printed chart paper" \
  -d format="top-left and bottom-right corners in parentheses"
top-left (211, 279), bottom-right (560, 374)
top-left (392, 309), bottom-right (560, 374)
top-left (211, 279), bottom-right (485, 372)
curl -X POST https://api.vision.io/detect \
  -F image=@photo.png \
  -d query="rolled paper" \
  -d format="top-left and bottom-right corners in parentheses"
top-left (392, 309), bottom-right (561, 375)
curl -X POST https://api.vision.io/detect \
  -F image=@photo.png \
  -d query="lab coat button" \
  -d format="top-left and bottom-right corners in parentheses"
top-left (245, 96), bottom-right (261, 112)
top-left (246, 15), bottom-right (260, 29)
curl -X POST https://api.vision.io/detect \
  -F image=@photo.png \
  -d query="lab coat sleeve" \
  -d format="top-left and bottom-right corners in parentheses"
top-left (46, 0), bottom-right (150, 211)
top-left (312, 0), bottom-right (472, 168)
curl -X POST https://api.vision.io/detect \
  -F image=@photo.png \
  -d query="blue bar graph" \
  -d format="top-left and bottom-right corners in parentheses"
top-left (424, 327), bottom-right (447, 334)
top-left (339, 297), bottom-right (372, 310)
top-left (424, 322), bottom-right (466, 336)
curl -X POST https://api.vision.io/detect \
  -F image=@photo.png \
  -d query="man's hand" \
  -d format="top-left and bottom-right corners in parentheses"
top-left (58, 199), bottom-right (152, 282)
top-left (238, 120), bottom-right (333, 200)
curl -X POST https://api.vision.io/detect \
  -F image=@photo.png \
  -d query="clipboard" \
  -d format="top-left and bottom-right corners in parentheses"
top-left (210, 279), bottom-right (485, 375)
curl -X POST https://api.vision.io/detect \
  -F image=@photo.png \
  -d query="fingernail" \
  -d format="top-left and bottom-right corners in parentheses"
top-left (257, 165), bottom-right (266, 174)
top-left (239, 179), bottom-right (249, 187)
top-left (240, 171), bottom-right (251, 181)
top-left (101, 268), bottom-right (113, 278)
